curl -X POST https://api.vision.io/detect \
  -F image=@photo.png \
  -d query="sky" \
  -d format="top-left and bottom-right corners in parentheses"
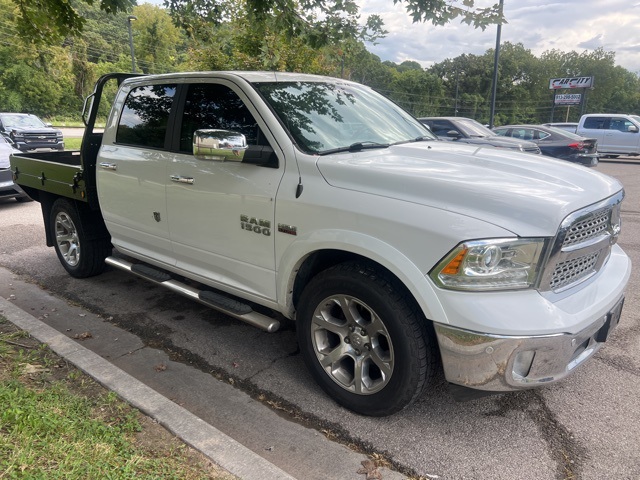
top-left (359, 0), bottom-right (640, 74)
top-left (140, 0), bottom-right (640, 74)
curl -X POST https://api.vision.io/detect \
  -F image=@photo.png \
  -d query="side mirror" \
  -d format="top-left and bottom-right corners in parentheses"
top-left (628, 125), bottom-right (639, 133)
top-left (446, 129), bottom-right (461, 138)
top-left (193, 129), bottom-right (247, 161)
top-left (45, 123), bottom-right (53, 128)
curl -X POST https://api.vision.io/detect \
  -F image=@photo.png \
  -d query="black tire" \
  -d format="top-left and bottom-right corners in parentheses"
top-left (297, 261), bottom-right (437, 416)
top-left (50, 198), bottom-right (111, 278)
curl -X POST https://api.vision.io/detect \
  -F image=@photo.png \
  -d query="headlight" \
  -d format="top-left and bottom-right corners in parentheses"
top-left (429, 238), bottom-right (547, 291)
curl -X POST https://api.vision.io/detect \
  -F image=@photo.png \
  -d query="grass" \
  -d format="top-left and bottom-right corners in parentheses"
top-left (49, 119), bottom-right (84, 128)
top-left (0, 316), bottom-right (236, 479)
top-left (64, 137), bottom-right (82, 151)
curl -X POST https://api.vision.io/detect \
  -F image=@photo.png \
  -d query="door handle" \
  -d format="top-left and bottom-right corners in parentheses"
top-left (99, 162), bottom-right (117, 170)
top-left (170, 175), bottom-right (194, 185)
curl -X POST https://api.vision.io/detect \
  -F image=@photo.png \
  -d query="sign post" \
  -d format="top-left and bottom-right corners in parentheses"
top-left (548, 77), bottom-right (594, 122)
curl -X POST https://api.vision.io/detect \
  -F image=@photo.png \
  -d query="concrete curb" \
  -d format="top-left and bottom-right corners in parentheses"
top-left (0, 296), bottom-right (296, 480)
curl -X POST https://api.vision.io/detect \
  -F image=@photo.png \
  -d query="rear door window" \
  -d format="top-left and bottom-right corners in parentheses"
top-left (583, 117), bottom-right (608, 129)
top-left (116, 84), bottom-right (177, 149)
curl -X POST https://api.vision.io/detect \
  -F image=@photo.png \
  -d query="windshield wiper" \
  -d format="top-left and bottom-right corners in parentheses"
top-left (318, 141), bottom-right (390, 156)
top-left (395, 136), bottom-right (435, 145)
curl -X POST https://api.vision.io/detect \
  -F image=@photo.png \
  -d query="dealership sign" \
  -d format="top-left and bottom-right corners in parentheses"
top-left (549, 76), bottom-right (594, 89)
top-left (555, 93), bottom-right (582, 105)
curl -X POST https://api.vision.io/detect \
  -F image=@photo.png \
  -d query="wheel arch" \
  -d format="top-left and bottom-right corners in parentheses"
top-left (35, 193), bottom-right (110, 247)
top-left (278, 234), bottom-right (447, 325)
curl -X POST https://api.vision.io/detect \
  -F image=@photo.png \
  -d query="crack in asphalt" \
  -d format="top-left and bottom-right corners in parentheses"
top-left (485, 392), bottom-right (586, 480)
top-left (596, 353), bottom-right (640, 377)
top-left (527, 391), bottom-right (587, 480)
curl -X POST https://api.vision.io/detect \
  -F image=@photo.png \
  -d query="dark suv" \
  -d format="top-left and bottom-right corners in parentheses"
top-left (0, 113), bottom-right (64, 152)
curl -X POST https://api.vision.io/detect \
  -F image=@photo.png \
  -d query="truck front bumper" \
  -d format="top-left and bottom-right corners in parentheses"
top-left (435, 295), bottom-right (625, 392)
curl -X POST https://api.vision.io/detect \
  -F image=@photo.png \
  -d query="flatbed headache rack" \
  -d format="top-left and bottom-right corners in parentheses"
top-left (10, 73), bottom-right (141, 209)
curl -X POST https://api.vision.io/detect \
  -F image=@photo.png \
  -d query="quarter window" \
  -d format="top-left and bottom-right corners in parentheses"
top-left (116, 84), bottom-right (176, 148)
top-left (538, 131), bottom-right (551, 140)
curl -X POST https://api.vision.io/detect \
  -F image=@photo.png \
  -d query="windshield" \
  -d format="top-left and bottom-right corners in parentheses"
top-left (0, 114), bottom-right (46, 129)
top-left (253, 81), bottom-right (435, 154)
top-left (456, 118), bottom-right (495, 137)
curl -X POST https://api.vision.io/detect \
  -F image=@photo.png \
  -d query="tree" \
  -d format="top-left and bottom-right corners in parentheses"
top-left (397, 0), bottom-right (503, 30)
top-left (11, 0), bottom-right (135, 42)
top-left (184, 19), bottom-right (335, 73)
top-left (11, 0), bottom-right (504, 44)
top-left (130, 4), bottom-right (185, 74)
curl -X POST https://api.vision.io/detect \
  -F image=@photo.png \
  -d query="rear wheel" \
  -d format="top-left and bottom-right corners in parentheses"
top-left (297, 262), bottom-right (437, 416)
top-left (50, 198), bottom-right (111, 278)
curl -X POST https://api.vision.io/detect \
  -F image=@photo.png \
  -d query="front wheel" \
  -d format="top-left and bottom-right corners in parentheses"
top-left (297, 262), bottom-right (438, 416)
top-left (50, 198), bottom-right (111, 278)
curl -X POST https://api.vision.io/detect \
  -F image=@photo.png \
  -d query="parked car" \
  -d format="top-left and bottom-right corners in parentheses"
top-left (0, 135), bottom-right (31, 202)
top-left (0, 113), bottom-right (64, 152)
top-left (542, 122), bottom-right (578, 133)
top-left (418, 116), bottom-right (541, 154)
top-left (576, 113), bottom-right (640, 158)
top-left (493, 124), bottom-right (599, 167)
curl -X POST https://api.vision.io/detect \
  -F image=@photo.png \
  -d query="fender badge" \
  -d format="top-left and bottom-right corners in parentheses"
top-left (278, 224), bottom-right (297, 236)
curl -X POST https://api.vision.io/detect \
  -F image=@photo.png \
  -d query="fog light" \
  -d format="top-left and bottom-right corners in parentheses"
top-left (513, 350), bottom-right (535, 378)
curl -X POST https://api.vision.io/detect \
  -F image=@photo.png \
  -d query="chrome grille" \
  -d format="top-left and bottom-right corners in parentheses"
top-left (550, 251), bottom-right (600, 290)
top-left (540, 191), bottom-right (623, 293)
top-left (24, 133), bottom-right (58, 145)
top-left (562, 209), bottom-right (610, 247)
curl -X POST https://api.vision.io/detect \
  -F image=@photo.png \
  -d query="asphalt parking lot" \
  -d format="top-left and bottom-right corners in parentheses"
top-left (1, 158), bottom-right (639, 480)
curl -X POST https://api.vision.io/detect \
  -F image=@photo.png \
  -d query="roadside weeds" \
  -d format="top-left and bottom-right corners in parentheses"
top-left (0, 314), bottom-right (237, 479)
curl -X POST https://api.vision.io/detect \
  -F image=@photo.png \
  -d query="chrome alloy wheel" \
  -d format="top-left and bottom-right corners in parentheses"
top-left (54, 211), bottom-right (80, 267)
top-left (310, 295), bottom-right (394, 395)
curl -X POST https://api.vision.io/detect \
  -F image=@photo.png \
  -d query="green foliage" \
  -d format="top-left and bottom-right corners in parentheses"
top-left (0, 0), bottom-right (187, 118)
top-left (165, 0), bottom-right (387, 47)
top-left (0, 0), bottom-right (638, 126)
top-left (0, 321), bottom-right (228, 479)
top-left (131, 4), bottom-right (186, 74)
top-left (11, 0), bottom-right (135, 42)
top-left (396, 0), bottom-right (504, 30)
top-left (427, 43), bottom-right (640, 124)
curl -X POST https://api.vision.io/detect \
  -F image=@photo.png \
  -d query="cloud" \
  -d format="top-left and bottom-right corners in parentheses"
top-left (578, 34), bottom-right (604, 50)
top-left (360, 0), bottom-right (640, 73)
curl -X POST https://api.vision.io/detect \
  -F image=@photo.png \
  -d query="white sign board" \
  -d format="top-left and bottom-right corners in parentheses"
top-left (549, 77), bottom-right (593, 89)
top-left (555, 93), bottom-right (582, 105)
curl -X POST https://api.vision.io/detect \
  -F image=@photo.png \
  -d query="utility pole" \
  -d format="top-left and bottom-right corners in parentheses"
top-left (127, 15), bottom-right (138, 73)
top-left (488, 0), bottom-right (504, 128)
top-left (454, 69), bottom-right (459, 116)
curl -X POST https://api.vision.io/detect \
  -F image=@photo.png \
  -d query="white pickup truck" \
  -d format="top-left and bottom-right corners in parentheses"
top-left (577, 113), bottom-right (640, 157)
top-left (10, 72), bottom-right (631, 416)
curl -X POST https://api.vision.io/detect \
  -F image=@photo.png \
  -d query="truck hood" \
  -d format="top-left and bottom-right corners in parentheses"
top-left (8, 127), bottom-right (61, 135)
top-left (315, 142), bottom-right (623, 237)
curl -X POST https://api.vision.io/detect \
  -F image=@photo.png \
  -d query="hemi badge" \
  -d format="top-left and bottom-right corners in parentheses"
top-left (278, 224), bottom-right (297, 236)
